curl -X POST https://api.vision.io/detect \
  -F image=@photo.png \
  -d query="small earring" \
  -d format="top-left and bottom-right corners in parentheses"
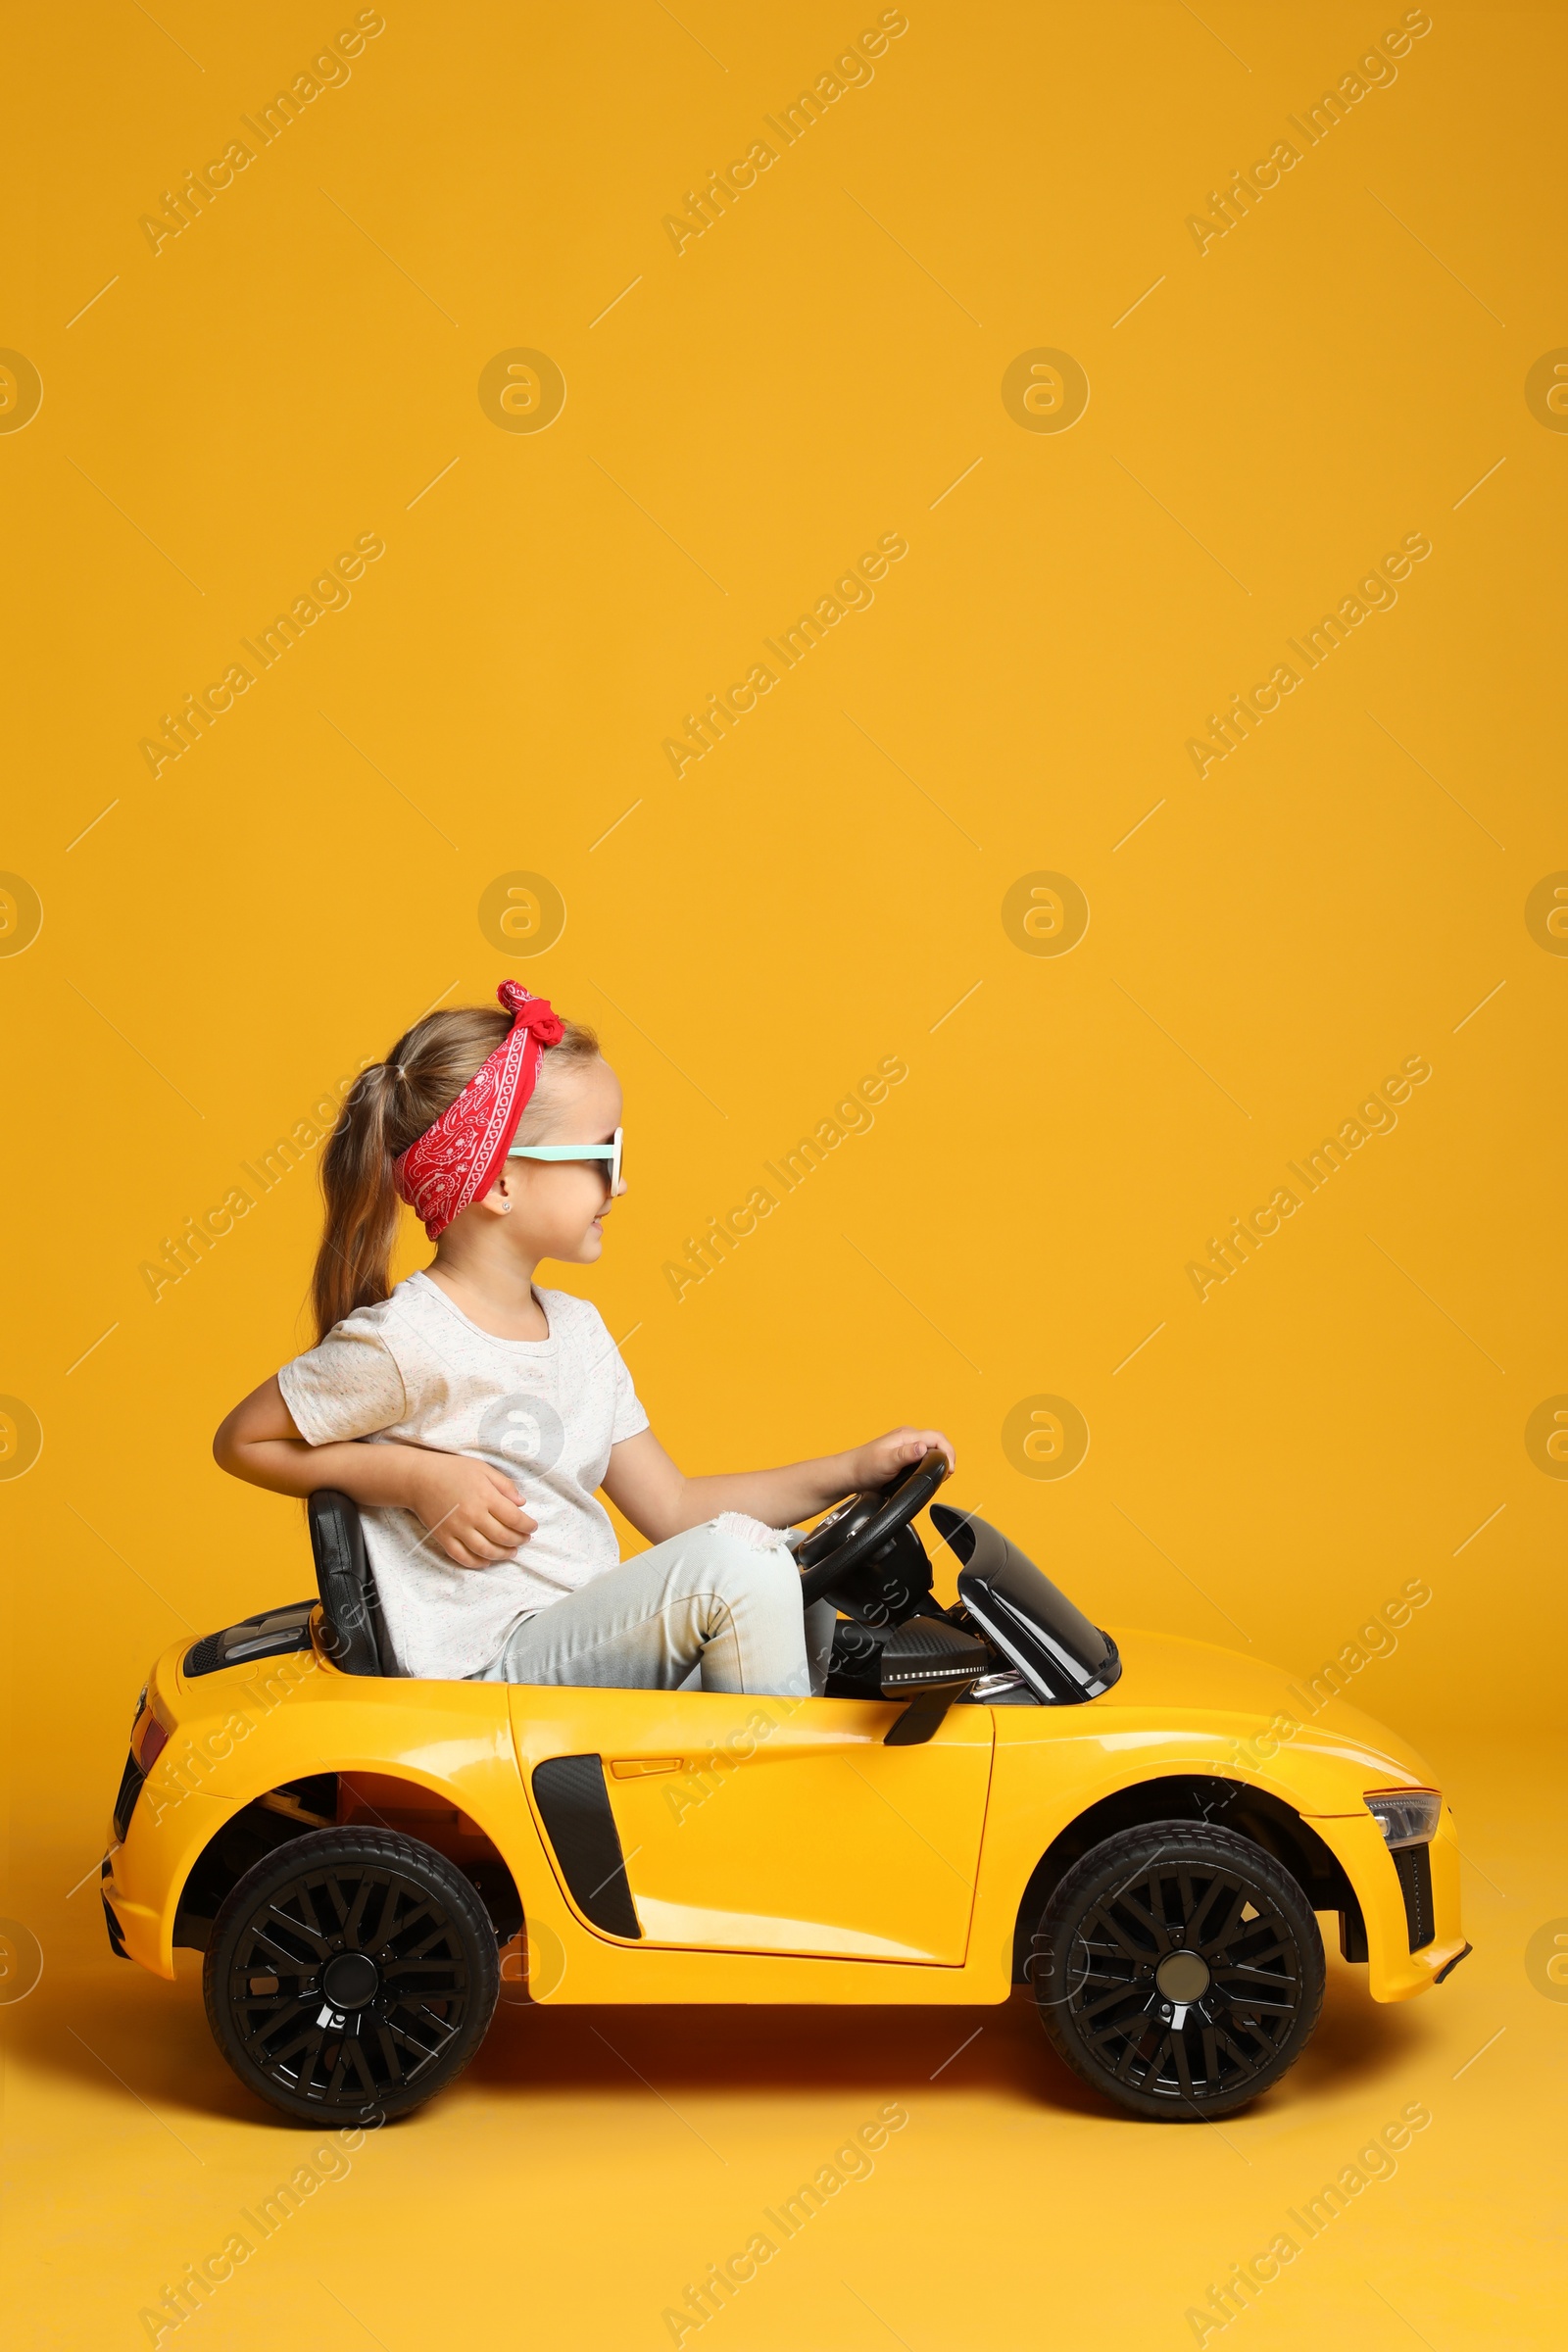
top-left (501, 1200), bottom-right (513, 1213)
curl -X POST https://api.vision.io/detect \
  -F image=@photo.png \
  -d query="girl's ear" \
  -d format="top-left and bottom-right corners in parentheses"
top-left (478, 1171), bottom-right (515, 1216)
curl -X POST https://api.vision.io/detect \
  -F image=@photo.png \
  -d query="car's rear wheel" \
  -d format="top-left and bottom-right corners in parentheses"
top-left (1032, 1821), bottom-right (1324, 2121)
top-left (203, 1828), bottom-right (499, 2124)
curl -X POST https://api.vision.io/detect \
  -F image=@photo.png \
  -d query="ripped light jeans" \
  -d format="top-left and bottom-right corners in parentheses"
top-left (468, 1514), bottom-right (837, 1698)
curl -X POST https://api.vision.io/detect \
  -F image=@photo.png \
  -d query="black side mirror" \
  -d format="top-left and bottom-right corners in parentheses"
top-left (878, 1617), bottom-right (991, 1745)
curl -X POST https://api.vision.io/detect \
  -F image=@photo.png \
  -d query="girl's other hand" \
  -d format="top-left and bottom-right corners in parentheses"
top-left (844, 1427), bottom-right (956, 1492)
top-left (403, 1450), bottom-right (537, 1568)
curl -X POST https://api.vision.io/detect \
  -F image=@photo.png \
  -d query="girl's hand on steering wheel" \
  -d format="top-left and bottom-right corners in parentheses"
top-left (845, 1427), bottom-right (956, 1492)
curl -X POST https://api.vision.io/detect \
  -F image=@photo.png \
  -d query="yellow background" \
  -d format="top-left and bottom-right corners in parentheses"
top-left (3, 3), bottom-right (1564, 2344)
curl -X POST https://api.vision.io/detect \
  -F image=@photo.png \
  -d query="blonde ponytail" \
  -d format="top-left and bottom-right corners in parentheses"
top-left (313, 1003), bottom-right (600, 1338)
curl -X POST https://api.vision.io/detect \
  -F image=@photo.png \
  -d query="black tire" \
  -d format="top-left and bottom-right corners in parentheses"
top-left (1033, 1821), bottom-right (1324, 2121)
top-left (203, 1828), bottom-right (500, 2124)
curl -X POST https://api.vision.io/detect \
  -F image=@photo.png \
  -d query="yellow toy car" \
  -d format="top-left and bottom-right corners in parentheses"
top-left (103, 1452), bottom-right (1468, 2124)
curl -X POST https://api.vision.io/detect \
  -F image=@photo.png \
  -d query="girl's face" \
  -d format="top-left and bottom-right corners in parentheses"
top-left (494, 1055), bottom-right (626, 1266)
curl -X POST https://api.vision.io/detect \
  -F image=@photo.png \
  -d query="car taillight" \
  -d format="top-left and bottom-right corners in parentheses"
top-left (134, 1713), bottom-right (170, 1771)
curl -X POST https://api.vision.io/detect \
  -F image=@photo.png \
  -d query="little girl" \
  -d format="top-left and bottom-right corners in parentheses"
top-left (215, 981), bottom-right (953, 1692)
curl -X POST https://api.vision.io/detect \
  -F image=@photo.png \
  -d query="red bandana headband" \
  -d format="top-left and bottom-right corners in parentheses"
top-left (393, 981), bottom-right (565, 1240)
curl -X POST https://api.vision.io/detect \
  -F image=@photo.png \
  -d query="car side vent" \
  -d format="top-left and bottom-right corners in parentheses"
top-left (1394, 1845), bottom-right (1435, 1952)
top-left (532, 1755), bottom-right (642, 1939)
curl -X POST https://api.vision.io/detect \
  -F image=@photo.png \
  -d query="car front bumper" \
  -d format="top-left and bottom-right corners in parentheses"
top-left (1304, 1803), bottom-right (1465, 2000)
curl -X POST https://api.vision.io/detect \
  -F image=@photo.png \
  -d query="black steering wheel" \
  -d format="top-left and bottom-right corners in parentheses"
top-left (794, 1448), bottom-right (951, 1609)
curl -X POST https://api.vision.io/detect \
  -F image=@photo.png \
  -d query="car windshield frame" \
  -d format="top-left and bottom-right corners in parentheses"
top-left (930, 1504), bottom-right (1122, 1705)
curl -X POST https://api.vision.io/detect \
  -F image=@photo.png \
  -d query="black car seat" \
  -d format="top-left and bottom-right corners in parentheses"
top-left (308, 1490), bottom-right (398, 1676)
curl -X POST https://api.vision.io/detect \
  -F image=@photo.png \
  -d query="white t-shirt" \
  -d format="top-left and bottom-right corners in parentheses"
top-left (277, 1271), bottom-right (649, 1679)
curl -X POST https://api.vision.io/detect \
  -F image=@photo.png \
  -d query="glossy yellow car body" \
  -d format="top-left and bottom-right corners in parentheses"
top-left (106, 1605), bottom-right (1463, 2009)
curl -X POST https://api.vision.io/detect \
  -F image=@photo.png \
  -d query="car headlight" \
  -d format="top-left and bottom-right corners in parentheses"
top-left (1364, 1789), bottom-right (1441, 1848)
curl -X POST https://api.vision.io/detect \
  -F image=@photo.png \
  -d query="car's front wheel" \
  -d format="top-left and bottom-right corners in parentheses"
top-left (203, 1828), bottom-right (500, 2124)
top-left (1032, 1821), bottom-right (1324, 2121)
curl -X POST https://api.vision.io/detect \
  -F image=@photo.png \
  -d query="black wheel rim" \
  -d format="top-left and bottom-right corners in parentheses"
top-left (1052, 1854), bottom-right (1304, 2106)
top-left (225, 1858), bottom-right (474, 2110)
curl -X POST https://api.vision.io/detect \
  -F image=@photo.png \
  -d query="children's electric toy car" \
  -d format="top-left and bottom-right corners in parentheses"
top-left (103, 1453), bottom-right (1468, 2124)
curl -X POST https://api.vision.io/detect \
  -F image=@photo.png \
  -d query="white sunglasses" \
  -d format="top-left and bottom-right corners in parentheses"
top-left (508, 1126), bottom-right (623, 1190)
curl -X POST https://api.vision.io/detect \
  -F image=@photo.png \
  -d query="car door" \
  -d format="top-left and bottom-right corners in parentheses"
top-left (514, 1685), bottom-right (994, 1965)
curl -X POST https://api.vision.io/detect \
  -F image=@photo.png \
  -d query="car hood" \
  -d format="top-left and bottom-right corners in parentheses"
top-left (1100, 1624), bottom-right (1438, 1796)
